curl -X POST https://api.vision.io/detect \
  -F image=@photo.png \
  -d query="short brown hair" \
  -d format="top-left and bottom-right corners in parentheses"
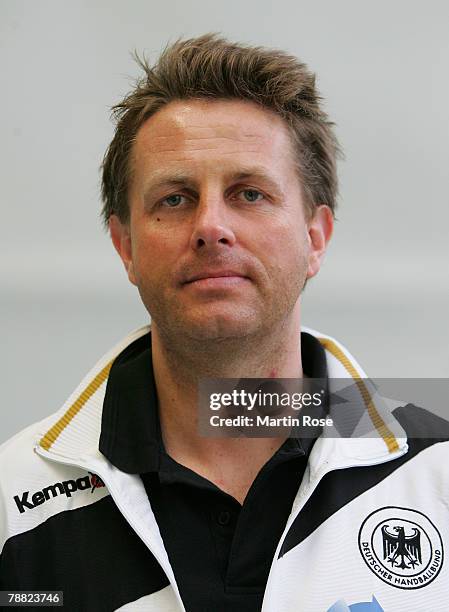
top-left (100, 33), bottom-right (342, 226)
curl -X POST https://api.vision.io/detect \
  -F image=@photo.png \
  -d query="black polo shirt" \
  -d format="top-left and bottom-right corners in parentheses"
top-left (100, 331), bottom-right (328, 612)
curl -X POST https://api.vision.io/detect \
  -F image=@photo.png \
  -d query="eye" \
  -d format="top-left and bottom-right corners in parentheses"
top-left (162, 194), bottom-right (187, 207)
top-left (237, 189), bottom-right (265, 203)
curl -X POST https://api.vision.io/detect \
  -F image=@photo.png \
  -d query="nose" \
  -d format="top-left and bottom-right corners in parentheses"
top-left (189, 196), bottom-right (237, 251)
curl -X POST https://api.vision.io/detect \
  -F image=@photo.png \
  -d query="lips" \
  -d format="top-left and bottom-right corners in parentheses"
top-left (183, 270), bottom-right (248, 284)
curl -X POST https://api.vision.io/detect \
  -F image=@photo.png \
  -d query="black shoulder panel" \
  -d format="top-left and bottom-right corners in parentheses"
top-left (0, 496), bottom-right (169, 611)
top-left (279, 404), bottom-right (449, 558)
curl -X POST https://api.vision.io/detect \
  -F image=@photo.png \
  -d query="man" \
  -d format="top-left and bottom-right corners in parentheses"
top-left (1, 34), bottom-right (448, 612)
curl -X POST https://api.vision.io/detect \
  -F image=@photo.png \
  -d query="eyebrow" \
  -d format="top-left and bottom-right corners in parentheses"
top-left (143, 171), bottom-right (194, 192)
top-left (142, 166), bottom-right (285, 197)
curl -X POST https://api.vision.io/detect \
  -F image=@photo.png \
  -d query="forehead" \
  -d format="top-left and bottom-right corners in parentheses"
top-left (131, 99), bottom-right (296, 175)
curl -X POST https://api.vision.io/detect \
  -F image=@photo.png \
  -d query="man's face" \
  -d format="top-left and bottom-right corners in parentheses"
top-left (110, 99), bottom-right (331, 341)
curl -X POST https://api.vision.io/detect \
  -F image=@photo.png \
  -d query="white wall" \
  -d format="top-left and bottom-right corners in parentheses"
top-left (1, 0), bottom-right (448, 442)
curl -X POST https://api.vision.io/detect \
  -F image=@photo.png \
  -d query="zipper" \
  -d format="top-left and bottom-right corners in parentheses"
top-left (34, 445), bottom-right (186, 612)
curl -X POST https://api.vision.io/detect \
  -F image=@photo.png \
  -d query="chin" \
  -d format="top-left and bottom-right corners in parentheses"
top-left (147, 297), bottom-right (264, 342)
top-left (190, 322), bottom-right (255, 341)
top-left (182, 310), bottom-right (261, 341)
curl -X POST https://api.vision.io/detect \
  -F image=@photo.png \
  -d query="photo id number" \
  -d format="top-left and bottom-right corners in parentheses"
top-left (0, 591), bottom-right (63, 607)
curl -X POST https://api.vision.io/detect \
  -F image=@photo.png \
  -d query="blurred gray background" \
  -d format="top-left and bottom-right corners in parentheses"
top-left (1, 0), bottom-right (448, 444)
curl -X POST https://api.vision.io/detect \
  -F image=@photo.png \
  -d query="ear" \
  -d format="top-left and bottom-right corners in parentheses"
top-left (109, 214), bottom-right (137, 286)
top-left (306, 205), bottom-right (334, 279)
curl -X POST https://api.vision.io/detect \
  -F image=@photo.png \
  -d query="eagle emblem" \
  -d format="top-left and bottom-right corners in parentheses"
top-left (382, 524), bottom-right (422, 569)
top-left (358, 506), bottom-right (444, 590)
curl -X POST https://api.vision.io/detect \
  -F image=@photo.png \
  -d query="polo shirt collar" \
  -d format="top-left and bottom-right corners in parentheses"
top-left (99, 331), bottom-right (328, 474)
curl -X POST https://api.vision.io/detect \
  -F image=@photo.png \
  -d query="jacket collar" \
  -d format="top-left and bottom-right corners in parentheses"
top-left (98, 329), bottom-right (328, 474)
top-left (35, 324), bottom-right (408, 474)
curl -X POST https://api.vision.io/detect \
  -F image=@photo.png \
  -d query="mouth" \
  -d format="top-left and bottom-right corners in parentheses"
top-left (183, 270), bottom-right (248, 282)
top-left (182, 270), bottom-right (250, 289)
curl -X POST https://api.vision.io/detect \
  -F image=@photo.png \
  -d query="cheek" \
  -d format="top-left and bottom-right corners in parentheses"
top-left (131, 227), bottom-right (186, 289)
top-left (257, 222), bottom-right (308, 273)
top-left (131, 234), bottom-right (163, 283)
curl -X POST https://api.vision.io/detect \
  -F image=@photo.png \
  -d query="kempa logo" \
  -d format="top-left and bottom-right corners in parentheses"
top-left (14, 472), bottom-right (105, 514)
top-left (358, 506), bottom-right (444, 590)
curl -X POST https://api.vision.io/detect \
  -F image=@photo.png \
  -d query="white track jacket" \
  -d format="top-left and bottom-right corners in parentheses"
top-left (1, 326), bottom-right (448, 611)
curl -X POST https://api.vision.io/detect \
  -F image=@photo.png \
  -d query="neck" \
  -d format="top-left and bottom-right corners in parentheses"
top-left (150, 303), bottom-right (304, 478)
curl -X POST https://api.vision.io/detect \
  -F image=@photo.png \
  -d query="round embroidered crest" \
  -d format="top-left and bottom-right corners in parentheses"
top-left (358, 506), bottom-right (444, 590)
